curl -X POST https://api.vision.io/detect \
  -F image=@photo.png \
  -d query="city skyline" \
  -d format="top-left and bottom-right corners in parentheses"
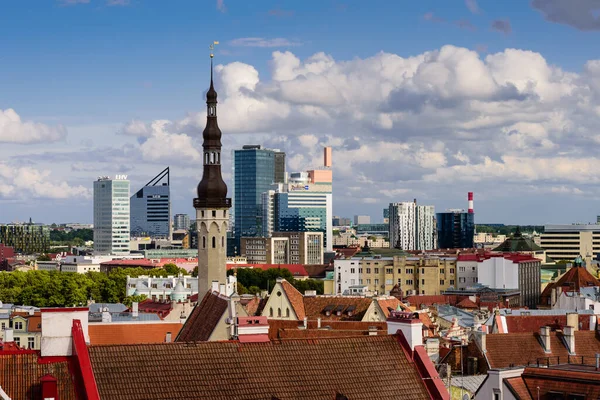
top-left (3, 1), bottom-right (600, 225)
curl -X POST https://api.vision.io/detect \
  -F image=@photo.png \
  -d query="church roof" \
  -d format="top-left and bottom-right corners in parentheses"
top-left (541, 264), bottom-right (600, 303)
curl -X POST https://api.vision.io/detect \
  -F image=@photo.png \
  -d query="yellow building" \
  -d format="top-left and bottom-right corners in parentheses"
top-left (334, 253), bottom-right (457, 296)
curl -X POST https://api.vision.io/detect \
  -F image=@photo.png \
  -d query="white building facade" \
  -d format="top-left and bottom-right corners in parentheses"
top-left (416, 205), bottom-right (436, 250)
top-left (389, 201), bottom-right (436, 251)
top-left (93, 176), bottom-right (130, 255)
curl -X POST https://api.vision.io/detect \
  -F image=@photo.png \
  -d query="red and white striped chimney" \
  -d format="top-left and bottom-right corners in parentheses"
top-left (468, 192), bottom-right (474, 214)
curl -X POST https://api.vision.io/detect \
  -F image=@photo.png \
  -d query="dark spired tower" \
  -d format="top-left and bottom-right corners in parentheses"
top-left (194, 46), bottom-right (231, 296)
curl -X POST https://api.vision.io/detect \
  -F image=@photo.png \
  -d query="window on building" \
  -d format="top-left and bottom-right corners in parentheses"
top-left (421, 279), bottom-right (425, 285)
top-left (386, 268), bottom-right (393, 274)
top-left (1, 322), bottom-right (4, 329)
top-left (450, 268), bottom-right (455, 273)
top-left (385, 279), bottom-right (393, 285)
top-left (472, 267), bottom-right (476, 271)
top-left (277, 308), bottom-right (282, 317)
top-left (14, 337), bottom-right (20, 347)
top-left (366, 268), bottom-right (371, 274)
top-left (397, 278), bottom-right (402, 284)
top-left (421, 268), bottom-right (425, 274)
top-left (450, 280), bottom-right (454, 285)
top-left (28, 337), bottom-right (34, 349)
top-left (440, 280), bottom-right (444, 285)
top-left (350, 279), bottom-right (355, 285)
top-left (367, 279), bottom-right (371, 284)
top-left (459, 267), bottom-right (465, 272)
top-left (212, 236), bottom-right (216, 248)
top-left (406, 268), bottom-right (413, 274)
top-left (212, 210), bottom-right (216, 218)
top-left (459, 277), bottom-right (466, 283)
top-left (222, 236), bottom-right (225, 247)
top-left (473, 277), bottom-right (477, 283)
top-left (269, 307), bottom-right (273, 317)
top-left (440, 269), bottom-right (445, 274)
top-left (286, 308), bottom-right (290, 318)
top-left (374, 268), bottom-right (379, 274)
top-left (406, 279), bottom-right (413, 285)
top-left (374, 279), bottom-right (379, 285)
top-left (397, 269), bottom-right (402, 274)
top-left (202, 236), bottom-right (206, 249)
top-left (359, 268), bottom-right (363, 273)
top-left (14, 321), bottom-right (23, 330)
top-left (359, 279), bottom-right (363, 284)
top-left (350, 268), bottom-right (355, 274)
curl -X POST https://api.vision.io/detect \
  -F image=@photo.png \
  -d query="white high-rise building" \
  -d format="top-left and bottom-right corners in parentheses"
top-left (388, 201), bottom-right (436, 251)
top-left (389, 202), bottom-right (416, 250)
top-left (416, 205), bottom-right (437, 250)
top-left (93, 176), bottom-right (130, 255)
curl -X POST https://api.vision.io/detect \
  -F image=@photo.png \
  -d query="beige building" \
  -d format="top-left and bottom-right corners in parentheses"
top-left (541, 224), bottom-right (600, 264)
top-left (334, 253), bottom-right (457, 296)
top-left (240, 237), bottom-right (290, 264)
top-left (333, 231), bottom-right (390, 248)
top-left (10, 312), bottom-right (42, 349)
top-left (273, 232), bottom-right (323, 265)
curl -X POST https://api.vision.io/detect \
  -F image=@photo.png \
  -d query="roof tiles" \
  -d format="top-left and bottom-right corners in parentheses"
top-left (175, 291), bottom-right (228, 342)
top-left (88, 335), bottom-right (432, 400)
top-left (89, 322), bottom-right (182, 345)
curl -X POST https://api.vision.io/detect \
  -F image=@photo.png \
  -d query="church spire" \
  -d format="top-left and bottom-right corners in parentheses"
top-left (194, 41), bottom-right (229, 209)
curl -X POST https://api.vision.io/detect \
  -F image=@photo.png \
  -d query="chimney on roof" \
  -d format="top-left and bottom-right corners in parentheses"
top-left (317, 317), bottom-right (321, 329)
top-left (132, 302), bottom-right (139, 318)
top-left (228, 293), bottom-right (240, 339)
top-left (303, 317), bottom-right (308, 329)
top-left (566, 312), bottom-right (578, 331)
top-left (211, 280), bottom-right (219, 293)
top-left (387, 311), bottom-right (423, 351)
top-left (101, 307), bottom-right (112, 323)
top-left (2, 328), bottom-right (13, 343)
top-left (165, 332), bottom-right (172, 343)
top-left (180, 311), bottom-right (187, 324)
top-left (564, 326), bottom-right (576, 354)
top-left (540, 326), bottom-right (551, 353)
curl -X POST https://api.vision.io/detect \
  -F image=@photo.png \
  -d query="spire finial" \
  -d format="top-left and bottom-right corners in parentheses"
top-left (209, 41), bottom-right (219, 90)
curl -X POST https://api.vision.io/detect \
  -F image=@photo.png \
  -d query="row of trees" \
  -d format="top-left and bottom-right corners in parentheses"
top-left (0, 267), bottom-right (173, 308)
top-left (0, 265), bottom-right (322, 307)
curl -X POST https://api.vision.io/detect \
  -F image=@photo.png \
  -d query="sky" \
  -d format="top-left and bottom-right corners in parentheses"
top-left (2, 0), bottom-right (600, 225)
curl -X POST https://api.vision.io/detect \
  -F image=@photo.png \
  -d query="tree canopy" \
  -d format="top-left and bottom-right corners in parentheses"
top-left (228, 267), bottom-right (324, 295)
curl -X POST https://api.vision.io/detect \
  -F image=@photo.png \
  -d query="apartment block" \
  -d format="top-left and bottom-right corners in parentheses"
top-left (273, 231), bottom-right (323, 265)
top-left (540, 224), bottom-right (600, 264)
top-left (240, 237), bottom-right (290, 264)
top-left (0, 223), bottom-right (49, 254)
top-left (334, 254), bottom-right (457, 296)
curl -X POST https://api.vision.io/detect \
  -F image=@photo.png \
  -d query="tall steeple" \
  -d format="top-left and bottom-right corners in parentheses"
top-left (194, 42), bottom-right (231, 296)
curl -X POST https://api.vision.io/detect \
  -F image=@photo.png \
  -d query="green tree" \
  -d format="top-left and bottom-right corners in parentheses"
top-left (163, 263), bottom-right (186, 275)
top-left (123, 294), bottom-right (148, 307)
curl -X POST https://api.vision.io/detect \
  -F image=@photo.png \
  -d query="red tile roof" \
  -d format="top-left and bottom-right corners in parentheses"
top-left (504, 376), bottom-right (531, 400)
top-left (88, 335), bottom-right (433, 399)
top-left (456, 298), bottom-right (478, 309)
top-left (405, 295), bottom-right (458, 307)
top-left (137, 299), bottom-right (173, 318)
top-left (267, 319), bottom-right (387, 340)
top-left (518, 365), bottom-right (600, 399)
top-left (175, 291), bottom-right (229, 342)
top-left (0, 351), bottom-right (78, 399)
top-left (89, 322), bottom-right (182, 345)
top-left (541, 266), bottom-right (600, 304)
top-left (302, 296), bottom-right (372, 321)
top-left (484, 331), bottom-right (600, 369)
top-left (280, 280), bottom-right (306, 320)
top-left (501, 314), bottom-right (591, 333)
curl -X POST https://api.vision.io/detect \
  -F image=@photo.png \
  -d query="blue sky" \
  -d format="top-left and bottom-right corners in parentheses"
top-left (2, 0), bottom-right (600, 225)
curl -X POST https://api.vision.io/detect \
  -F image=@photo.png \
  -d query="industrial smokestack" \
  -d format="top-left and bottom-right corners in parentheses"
top-left (324, 146), bottom-right (332, 168)
top-left (468, 192), bottom-right (474, 214)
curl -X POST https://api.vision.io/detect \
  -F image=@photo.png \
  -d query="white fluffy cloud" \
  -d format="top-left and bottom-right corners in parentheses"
top-left (0, 109), bottom-right (67, 144)
top-left (0, 163), bottom-right (90, 200)
top-left (117, 45), bottom-right (600, 222)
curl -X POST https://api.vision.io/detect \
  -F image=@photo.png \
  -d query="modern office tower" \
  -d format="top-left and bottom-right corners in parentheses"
top-left (93, 176), bottom-right (130, 255)
top-left (437, 210), bottom-right (475, 249)
top-left (273, 231), bottom-right (324, 264)
top-left (383, 208), bottom-right (390, 224)
top-left (130, 167), bottom-right (170, 238)
top-left (194, 58), bottom-right (232, 296)
top-left (174, 214), bottom-right (191, 231)
top-left (389, 202), bottom-right (416, 250)
top-left (416, 205), bottom-right (436, 250)
top-left (233, 145), bottom-right (283, 249)
top-left (0, 222), bottom-right (49, 254)
top-left (354, 215), bottom-right (371, 225)
top-left (264, 148), bottom-right (333, 252)
top-left (389, 200), bottom-right (436, 251)
top-left (240, 236), bottom-right (290, 264)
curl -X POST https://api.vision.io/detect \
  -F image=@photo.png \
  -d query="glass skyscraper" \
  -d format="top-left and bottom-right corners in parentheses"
top-left (232, 145), bottom-right (284, 250)
top-left (93, 176), bottom-right (130, 255)
top-left (436, 211), bottom-right (475, 249)
top-left (130, 168), bottom-right (170, 238)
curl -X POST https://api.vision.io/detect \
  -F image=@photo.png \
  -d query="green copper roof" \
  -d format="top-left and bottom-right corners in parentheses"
top-left (492, 227), bottom-right (543, 252)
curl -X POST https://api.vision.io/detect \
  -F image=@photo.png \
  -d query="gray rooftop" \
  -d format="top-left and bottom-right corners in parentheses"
top-left (88, 303), bottom-right (128, 313)
top-left (448, 375), bottom-right (486, 394)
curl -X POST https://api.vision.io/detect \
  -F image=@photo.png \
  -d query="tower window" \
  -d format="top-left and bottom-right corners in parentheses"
top-left (212, 210), bottom-right (216, 218)
top-left (278, 308), bottom-right (282, 317)
top-left (269, 307), bottom-right (273, 317)
top-left (222, 236), bottom-right (225, 247)
top-left (204, 153), bottom-right (209, 165)
top-left (212, 236), bottom-right (216, 248)
top-left (202, 236), bottom-right (206, 249)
